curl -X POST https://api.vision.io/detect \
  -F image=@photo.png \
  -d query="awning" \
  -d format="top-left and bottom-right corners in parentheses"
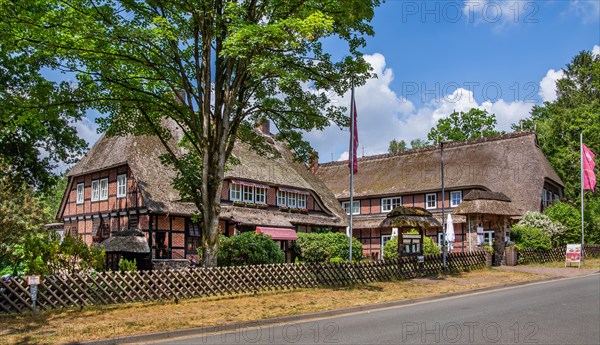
top-left (231, 180), bottom-right (269, 189)
top-left (256, 227), bottom-right (298, 241)
top-left (278, 187), bottom-right (310, 195)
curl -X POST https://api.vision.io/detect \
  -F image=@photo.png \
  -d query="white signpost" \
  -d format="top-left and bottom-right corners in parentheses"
top-left (565, 244), bottom-right (582, 268)
top-left (26, 275), bottom-right (40, 313)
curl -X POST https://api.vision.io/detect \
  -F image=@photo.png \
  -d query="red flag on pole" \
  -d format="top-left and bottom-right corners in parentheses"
top-left (348, 98), bottom-right (358, 174)
top-left (583, 144), bottom-right (596, 191)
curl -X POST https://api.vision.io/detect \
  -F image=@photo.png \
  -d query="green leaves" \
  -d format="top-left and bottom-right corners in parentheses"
top-left (293, 232), bottom-right (362, 262)
top-left (427, 108), bottom-right (503, 143)
top-left (217, 232), bottom-right (284, 266)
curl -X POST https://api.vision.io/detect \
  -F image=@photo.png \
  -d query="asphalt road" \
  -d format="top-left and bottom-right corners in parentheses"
top-left (150, 274), bottom-right (600, 345)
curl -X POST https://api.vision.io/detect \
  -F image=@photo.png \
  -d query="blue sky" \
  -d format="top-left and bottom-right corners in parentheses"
top-left (59, 0), bottom-right (600, 167)
top-left (304, 0), bottom-right (600, 162)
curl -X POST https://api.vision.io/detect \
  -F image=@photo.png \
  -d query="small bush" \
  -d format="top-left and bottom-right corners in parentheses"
top-left (293, 232), bottom-right (362, 262)
top-left (543, 202), bottom-right (583, 246)
top-left (383, 233), bottom-right (440, 260)
top-left (217, 232), bottom-right (284, 266)
top-left (510, 225), bottom-right (552, 250)
top-left (118, 258), bottom-right (137, 273)
top-left (516, 211), bottom-right (568, 247)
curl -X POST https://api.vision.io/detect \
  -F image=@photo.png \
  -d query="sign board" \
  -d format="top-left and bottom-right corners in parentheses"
top-left (26, 275), bottom-right (40, 286)
top-left (565, 244), bottom-right (582, 267)
top-left (417, 256), bottom-right (425, 263)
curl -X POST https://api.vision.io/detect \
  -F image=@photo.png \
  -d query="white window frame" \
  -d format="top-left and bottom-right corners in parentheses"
top-left (342, 200), bottom-right (360, 215)
top-left (230, 184), bottom-right (242, 201)
top-left (117, 174), bottom-right (127, 198)
top-left (255, 187), bottom-right (266, 204)
top-left (242, 185), bottom-right (254, 203)
top-left (297, 194), bottom-right (307, 209)
top-left (288, 193), bottom-right (297, 208)
top-left (450, 191), bottom-right (462, 207)
top-left (76, 183), bottom-right (84, 204)
top-left (91, 180), bottom-right (100, 202)
top-left (426, 193), bottom-right (437, 209)
top-left (381, 197), bottom-right (402, 213)
top-left (99, 178), bottom-right (109, 200)
top-left (277, 190), bottom-right (287, 206)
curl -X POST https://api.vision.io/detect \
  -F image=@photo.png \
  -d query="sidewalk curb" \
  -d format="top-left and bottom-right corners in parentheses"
top-left (73, 274), bottom-right (596, 345)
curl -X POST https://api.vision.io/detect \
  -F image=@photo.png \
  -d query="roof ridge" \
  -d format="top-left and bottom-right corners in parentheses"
top-left (319, 131), bottom-right (536, 167)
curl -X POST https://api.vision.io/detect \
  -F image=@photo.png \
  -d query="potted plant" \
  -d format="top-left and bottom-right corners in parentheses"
top-left (256, 203), bottom-right (268, 209)
top-left (279, 206), bottom-right (290, 212)
top-left (233, 201), bottom-right (245, 207)
top-left (246, 203), bottom-right (257, 208)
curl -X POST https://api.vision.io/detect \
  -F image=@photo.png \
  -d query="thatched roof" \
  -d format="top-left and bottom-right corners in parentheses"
top-left (463, 190), bottom-right (511, 202)
top-left (317, 132), bottom-right (563, 216)
top-left (380, 206), bottom-right (441, 228)
top-left (220, 205), bottom-right (346, 228)
top-left (453, 191), bottom-right (520, 216)
top-left (62, 120), bottom-right (346, 226)
top-left (99, 230), bottom-right (150, 253)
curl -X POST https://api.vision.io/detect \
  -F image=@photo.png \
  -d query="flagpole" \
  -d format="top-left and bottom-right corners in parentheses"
top-left (581, 133), bottom-right (585, 260)
top-left (349, 85), bottom-right (355, 262)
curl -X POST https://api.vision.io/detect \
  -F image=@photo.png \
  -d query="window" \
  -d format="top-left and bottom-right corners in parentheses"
top-left (297, 194), bottom-right (307, 209)
top-left (91, 180), bottom-right (100, 201)
top-left (117, 174), bottom-right (127, 198)
top-left (426, 193), bottom-right (437, 209)
top-left (450, 191), bottom-right (462, 207)
top-left (230, 184), bottom-right (242, 201)
top-left (381, 197), bottom-right (402, 212)
top-left (186, 221), bottom-right (202, 253)
top-left (242, 185), bottom-right (254, 202)
top-left (277, 191), bottom-right (287, 206)
top-left (255, 188), bottom-right (266, 204)
top-left (342, 200), bottom-right (360, 215)
top-left (99, 178), bottom-right (109, 200)
top-left (288, 193), bottom-right (297, 208)
top-left (76, 183), bottom-right (84, 204)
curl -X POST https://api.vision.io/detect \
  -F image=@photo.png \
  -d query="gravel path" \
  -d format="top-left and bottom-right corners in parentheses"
top-left (495, 265), bottom-right (600, 277)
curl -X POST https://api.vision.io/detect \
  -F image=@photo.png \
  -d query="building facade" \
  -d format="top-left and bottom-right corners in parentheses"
top-left (57, 123), bottom-right (347, 262)
top-left (316, 132), bottom-right (564, 259)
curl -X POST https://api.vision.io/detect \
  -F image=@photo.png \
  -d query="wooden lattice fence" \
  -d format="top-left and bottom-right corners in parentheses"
top-left (517, 244), bottom-right (600, 265)
top-left (0, 251), bottom-right (486, 314)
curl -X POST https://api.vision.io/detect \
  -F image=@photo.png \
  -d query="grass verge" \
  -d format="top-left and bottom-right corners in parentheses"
top-left (526, 257), bottom-right (600, 269)
top-left (0, 268), bottom-right (543, 345)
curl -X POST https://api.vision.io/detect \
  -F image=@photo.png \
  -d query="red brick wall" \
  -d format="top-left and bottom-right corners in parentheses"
top-left (221, 180), bottom-right (229, 201)
top-left (61, 165), bottom-right (142, 219)
top-left (370, 198), bottom-right (380, 214)
top-left (267, 187), bottom-right (277, 205)
top-left (360, 199), bottom-right (370, 215)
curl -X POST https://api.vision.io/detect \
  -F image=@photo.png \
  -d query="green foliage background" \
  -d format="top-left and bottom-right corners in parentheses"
top-left (382, 233), bottom-right (440, 260)
top-left (217, 232), bottom-right (284, 266)
top-left (293, 232), bottom-right (362, 262)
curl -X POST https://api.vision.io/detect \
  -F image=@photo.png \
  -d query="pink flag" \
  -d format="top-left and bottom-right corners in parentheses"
top-left (583, 144), bottom-right (596, 191)
top-left (348, 101), bottom-right (358, 174)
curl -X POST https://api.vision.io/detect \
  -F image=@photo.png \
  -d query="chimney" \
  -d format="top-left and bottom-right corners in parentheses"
top-left (309, 151), bottom-right (319, 174)
top-left (257, 118), bottom-right (271, 135)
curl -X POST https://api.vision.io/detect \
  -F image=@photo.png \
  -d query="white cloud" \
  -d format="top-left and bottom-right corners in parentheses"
top-left (306, 53), bottom-right (540, 163)
top-left (593, 45), bottom-right (600, 56)
top-left (565, 0), bottom-right (600, 23)
top-left (539, 69), bottom-right (565, 103)
top-left (75, 116), bottom-right (101, 146)
top-left (462, 0), bottom-right (536, 32)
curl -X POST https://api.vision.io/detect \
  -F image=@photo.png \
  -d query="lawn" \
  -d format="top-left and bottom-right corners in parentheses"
top-left (527, 257), bottom-right (600, 269)
top-left (0, 268), bottom-right (543, 345)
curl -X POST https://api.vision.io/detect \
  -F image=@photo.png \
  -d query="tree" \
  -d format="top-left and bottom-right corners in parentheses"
top-left (0, 168), bottom-right (48, 262)
top-left (388, 139), bottom-right (407, 154)
top-left (427, 109), bottom-right (503, 143)
top-left (409, 138), bottom-right (430, 149)
top-left (293, 232), bottom-right (362, 262)
top-left (516, 50), bottom-right (599, 199)
top-left (0, 5), bottom-right (88, 190)
top-left (5, 1), bottom-right (381, 266)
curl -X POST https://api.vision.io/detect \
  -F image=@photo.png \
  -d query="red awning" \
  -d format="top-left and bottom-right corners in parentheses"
top-left (256, 227), bottom-right (298, 241)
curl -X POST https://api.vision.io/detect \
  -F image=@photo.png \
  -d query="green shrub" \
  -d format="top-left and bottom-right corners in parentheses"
top-left (293, 232), bottom-right (362, 262)
top-left (118, 258), bottom-right (137, 273)
top-left (516, 211), bottom-right (568, 247)
top-left (543, 202), bottom-right (584, 246)
top-left (383, 233), bottom-right (440, 260)
top-left (510, 225), bottom-right (552, 250)
top-left (217, 232), bottom-right (284, 266)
